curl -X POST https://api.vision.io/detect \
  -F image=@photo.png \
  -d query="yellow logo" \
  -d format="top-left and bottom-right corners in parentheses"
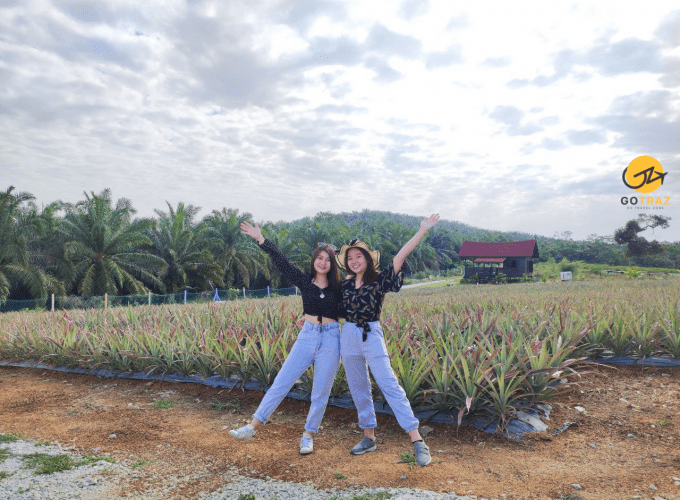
top-left (622, 156), bottom-right (667, 193)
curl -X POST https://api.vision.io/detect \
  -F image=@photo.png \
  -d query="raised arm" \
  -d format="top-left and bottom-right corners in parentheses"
top-left (240, 221), bottom-right (307, 288)
top-left (392, 214), bottom-right (440, 273)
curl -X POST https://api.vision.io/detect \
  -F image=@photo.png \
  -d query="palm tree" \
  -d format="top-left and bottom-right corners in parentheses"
top-left (57, 189), bottom-right (165, 297)
top-left (405, 239), bottom-right (440, 273)
top-left (374, 217), bottom-right (414, 263)
top-left (285, 212), bottom-right (350, 268)
top-left (0, 186), bottom-right (64, 302)
top-left (26, 201), bottom-right (74, 289)
top-left (295, 212), bottom-right (349, 246)
top-left (345, 215), bottom-right (444, 273)
top-left (148, 202), bottom-right (223, 293)
top-left (203, 208), bottom-right (269, 288)
top-left (425, 228), bottom-right (458, 270)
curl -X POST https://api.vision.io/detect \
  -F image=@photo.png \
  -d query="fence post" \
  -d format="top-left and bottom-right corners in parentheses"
top-left (51, 294), bottom-right (54, 313)
top-left (148, 291), bottom-right (151, 306)
top-left (243, 287), bottom-right (245, 299)
top-left (104, 293), bottom-right (108, 310)
top-left (295, 287), bottom-right (298, 296)
top-left (184, 290), bottom-right (187, 304)
top-left (267, 286), bottom-right (270, 298)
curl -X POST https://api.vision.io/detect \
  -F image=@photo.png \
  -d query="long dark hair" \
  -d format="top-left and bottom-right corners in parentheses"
top-left (344, 247), bottom-right (379, 285)
top-left (310, 246), bottom-right (342, 294)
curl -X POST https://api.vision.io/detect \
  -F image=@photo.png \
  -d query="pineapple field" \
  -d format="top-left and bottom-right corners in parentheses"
top-left (1, 277), bottom-right (679, 499)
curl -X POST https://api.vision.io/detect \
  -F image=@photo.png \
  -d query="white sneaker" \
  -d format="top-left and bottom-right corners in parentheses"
top-left (229, 424), bottom-right (256, 442)
top-left (300, 434), bottom-right (313, 455)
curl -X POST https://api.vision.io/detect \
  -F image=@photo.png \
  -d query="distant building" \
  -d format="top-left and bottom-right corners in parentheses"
top-left (458, 240), bottom-right (539, 283)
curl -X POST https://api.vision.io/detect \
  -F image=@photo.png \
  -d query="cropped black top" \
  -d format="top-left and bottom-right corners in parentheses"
top-left (260, 238), bottom-right (344, 322)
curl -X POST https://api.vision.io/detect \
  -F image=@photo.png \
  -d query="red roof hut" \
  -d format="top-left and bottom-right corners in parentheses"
top-left (458, 240), bottom-right (539, 283)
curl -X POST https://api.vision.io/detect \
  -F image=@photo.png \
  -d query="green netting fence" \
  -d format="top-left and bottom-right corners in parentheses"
top-left (0, 286), bottom-right (299, 313)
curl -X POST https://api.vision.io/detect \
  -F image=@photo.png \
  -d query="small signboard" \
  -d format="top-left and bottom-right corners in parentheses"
top-left (560, 271), bottom-right (572, 281)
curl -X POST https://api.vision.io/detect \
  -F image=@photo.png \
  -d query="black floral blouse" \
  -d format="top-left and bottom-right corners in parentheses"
top-left (260, 239), bottom-right (344, 322)
top-left (341, 263), bottom-right (404, 340)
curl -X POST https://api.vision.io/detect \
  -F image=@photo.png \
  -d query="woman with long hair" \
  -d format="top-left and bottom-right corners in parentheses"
top-left (230, 221), bottom-right (343, 455)
top-left (336, 214), bottom-right (439, 467)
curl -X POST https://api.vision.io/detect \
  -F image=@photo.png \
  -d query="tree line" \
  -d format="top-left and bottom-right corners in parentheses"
top-left (1, 186), bottom-right (677, 302)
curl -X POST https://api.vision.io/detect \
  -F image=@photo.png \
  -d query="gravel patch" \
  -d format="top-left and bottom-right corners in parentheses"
top-left (205, 475), bottom-right (474, 499)
top-left (0, 439), bottom-right (125, 499)
top-left (1, 438), bottom-right (475, 499)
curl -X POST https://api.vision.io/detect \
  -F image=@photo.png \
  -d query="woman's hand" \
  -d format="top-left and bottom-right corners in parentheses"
top-left (240, 221), bottom-right (265, 245)
top-left (294, 316), bottom-right (306, 329)
top-left (420, 214), bottom-right (440, 232)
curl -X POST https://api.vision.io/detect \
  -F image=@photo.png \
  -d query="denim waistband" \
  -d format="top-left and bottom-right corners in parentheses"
top-left (303, 320), bottom-right (339, 332)
top-left (344, 320), bottom-right (381, 328)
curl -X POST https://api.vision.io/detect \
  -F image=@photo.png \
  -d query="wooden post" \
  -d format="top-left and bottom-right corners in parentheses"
top-left (148, 291), bottom-right (151, 306)
top-left (243, 287), bottom-right (245, 299)
top-left (184, 290), bottom-right (187, 304)
top-left (104, 293), bottom-right (108, 310)
top-left (267, 286), bottom-right (270, 298)
top-left (51, 294), bottom-right (55, 313)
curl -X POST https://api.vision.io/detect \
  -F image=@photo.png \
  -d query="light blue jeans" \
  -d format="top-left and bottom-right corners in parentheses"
top-left (341, 321), bottom-right (420, 433)
top-left (253, 321), bottom-right (340, 433)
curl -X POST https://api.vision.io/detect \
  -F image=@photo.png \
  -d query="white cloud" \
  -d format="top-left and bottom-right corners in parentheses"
top-left (0, 0), bottom-right (679, 243)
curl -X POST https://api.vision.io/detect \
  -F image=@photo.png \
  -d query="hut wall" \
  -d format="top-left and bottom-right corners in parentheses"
top-left (499, 257), bottom-right (533, 277)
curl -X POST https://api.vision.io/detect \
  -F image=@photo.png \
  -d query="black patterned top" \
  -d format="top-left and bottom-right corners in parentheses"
top-left (260, 238), bottom-right (344, 322)
top-left (341, 263), bottom-right (404, 338)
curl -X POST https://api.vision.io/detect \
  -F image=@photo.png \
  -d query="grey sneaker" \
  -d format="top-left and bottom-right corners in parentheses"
top-left (413, 440), bottom-right (431, 467)
top-left (300, 435), bottom-right (313, 455)
top-left (229, 424), bottom-right (256, 442)
top-left (350, 437), bottom-right (376, 455)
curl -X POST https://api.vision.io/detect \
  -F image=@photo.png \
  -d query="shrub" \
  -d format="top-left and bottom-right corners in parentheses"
top-left (492, 273), bottom-right (508, 284)
top-left (460, 273), bottom-right (478, 284)
top-left (625, 267), bottom-right (642, 279)
top-left (559, 258), bottom-right (579, 274)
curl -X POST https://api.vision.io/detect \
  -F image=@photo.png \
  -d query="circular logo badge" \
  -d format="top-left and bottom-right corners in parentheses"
top-left (622, 156), bottom-right (666, 193)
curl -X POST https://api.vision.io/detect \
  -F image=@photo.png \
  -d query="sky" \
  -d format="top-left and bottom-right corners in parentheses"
top-left (1, 0), bottom-right (679, 242)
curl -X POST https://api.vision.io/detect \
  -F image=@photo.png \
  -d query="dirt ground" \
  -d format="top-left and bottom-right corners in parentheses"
top-left (0, 364), bottom-right (678, 500)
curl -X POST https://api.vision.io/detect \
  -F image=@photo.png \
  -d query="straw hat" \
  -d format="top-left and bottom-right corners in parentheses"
top-left (335, 239), bottom-right (380, 272)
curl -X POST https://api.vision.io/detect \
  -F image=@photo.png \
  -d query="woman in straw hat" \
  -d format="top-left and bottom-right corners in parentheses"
top-left (230, 221), bottom-right (343, 455)
top-left (335, 214), bottom-right (440, 467)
